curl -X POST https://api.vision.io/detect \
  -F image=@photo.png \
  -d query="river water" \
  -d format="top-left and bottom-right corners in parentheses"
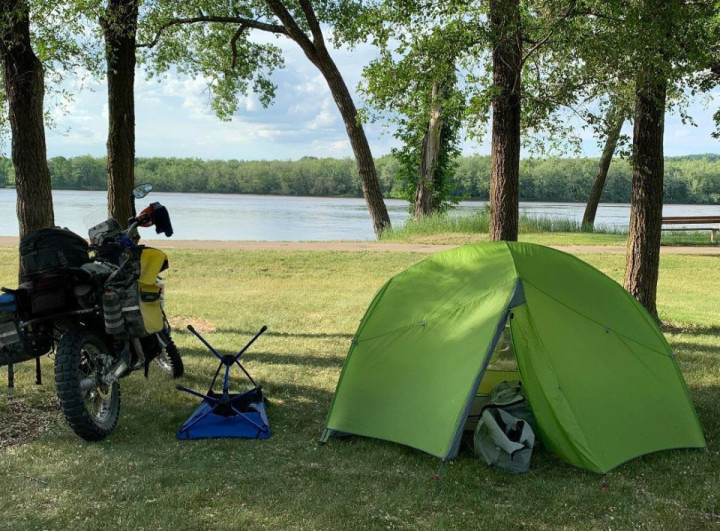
top-left (0, 189), bottom-right (718, 241)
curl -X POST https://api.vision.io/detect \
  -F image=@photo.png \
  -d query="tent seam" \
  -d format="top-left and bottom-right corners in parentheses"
top-left (514, 301), bottom-right (600, 468)
top-left (356, 278), bottom-right (519, 344)
top-left (321, 278), bottom-right (394, 440)
top-left (443, 276), bottom-right (523, 459)
top-left (507, 243), bottom-right (670, 350)
top-left (520, 277), bottom-right (672, 359)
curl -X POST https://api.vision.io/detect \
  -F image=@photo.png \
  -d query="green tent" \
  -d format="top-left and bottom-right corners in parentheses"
top-left (321, 242), bottom-right (705, 473)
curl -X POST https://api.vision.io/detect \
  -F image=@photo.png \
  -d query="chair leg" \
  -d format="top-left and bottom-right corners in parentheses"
top-left (179, 405), bottom-right (218, 434)
top-left (7, 363), bottom-right (13, 388)
top-left (229, 404), bottom-right (269, 433)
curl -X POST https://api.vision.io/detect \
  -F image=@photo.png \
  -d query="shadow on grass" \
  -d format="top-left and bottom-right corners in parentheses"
top-left (243, 351), bottom-right (346, 369)
top-left (664, 326), bottom-right (720, 358)
top-left (671, 342), bottom-right (720, 358)
top-left (212, 327), bottom-right (354, 340)
top-left (662, 323), bottom-right (720, 337)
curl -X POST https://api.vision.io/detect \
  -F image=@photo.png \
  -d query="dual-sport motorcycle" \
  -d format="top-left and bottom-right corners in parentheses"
top-left (0, 184), bottom-right (183, 441)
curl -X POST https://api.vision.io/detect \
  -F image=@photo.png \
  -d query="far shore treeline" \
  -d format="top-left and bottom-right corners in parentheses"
top-left (1, 153), bottom-right (719, 204)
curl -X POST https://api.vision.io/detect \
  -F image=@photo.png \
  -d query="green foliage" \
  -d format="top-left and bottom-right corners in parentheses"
top-left (341, 4), bottom-right (469, 213)
top-left (3, 153), bottom-right (718, 204)
top-left (0, 156), bottom-right (13, 187)
top-left (390, 106), bottom-right (463, 214)
top-left (575, 0), bottom-right (719, 160)
top-left (0, 0), bottom-right (105, 139)
top-left (138, 0), bottom-right (285, 121)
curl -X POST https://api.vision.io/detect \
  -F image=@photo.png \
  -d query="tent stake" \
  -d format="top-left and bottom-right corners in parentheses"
top-left (432, 461), bottom-right (446, 490)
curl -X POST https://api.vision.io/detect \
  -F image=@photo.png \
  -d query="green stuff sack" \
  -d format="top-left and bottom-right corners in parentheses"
top-left (474, 407), bottom-right (535, 474)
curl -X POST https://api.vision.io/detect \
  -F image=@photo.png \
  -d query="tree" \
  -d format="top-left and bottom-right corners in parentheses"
top-left (619, 0), bottom-right (718, 318)
top-left (412, 80), bottom-right (461, 219)
top-left (140, 0), bottom-right (392, 237)
top-left (343, 5), bottom-right (466, 219)
top-left (349, 0), bottom-right (584, 239)
top-left (624, 68), bottom-right (666, 318)
top-left (365, 60), bottom-right (463, 220)
top-left (0, 0), bottom-right (54, 240)
top-left (581, 105), bottom-right (628, 230)
top-left (488, 0), bottom-right (522, 241)
top-left (102, 0), bottom-right (139, 228)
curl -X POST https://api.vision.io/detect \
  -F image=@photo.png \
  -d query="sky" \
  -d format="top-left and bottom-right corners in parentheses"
top-left (5, 36), bottom-right (720, 161)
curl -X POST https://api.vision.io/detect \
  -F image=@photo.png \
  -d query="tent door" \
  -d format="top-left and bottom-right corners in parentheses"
top-left (446, 278), bottom-right (527, 458)
top-left (465, 317), bottom-right (522, 432)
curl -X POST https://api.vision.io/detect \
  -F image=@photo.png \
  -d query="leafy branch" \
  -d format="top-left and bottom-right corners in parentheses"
top-left (137, 14), bottom-right (287, 50)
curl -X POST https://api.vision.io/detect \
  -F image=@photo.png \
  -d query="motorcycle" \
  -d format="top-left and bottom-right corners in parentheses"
top-left (0, 184), bottom-right (183, 441)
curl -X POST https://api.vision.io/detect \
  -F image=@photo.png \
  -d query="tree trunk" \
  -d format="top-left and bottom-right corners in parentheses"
top-left (488, 0), bottom-right (522, 242)
top-left (623, 74), bottom-right (667, 320)
top-left (263, 0), bottom-right (391, 238)
top-left (413, 81), bottom-right (444, 220)
top-left (0, 0), bottom-right (55, 241)
top-left (316, 53), bottom-right (391, 237)
top-left (103, 0), bottom-right (138, 228)
top-left (582, 108), bottom-right (626, 230)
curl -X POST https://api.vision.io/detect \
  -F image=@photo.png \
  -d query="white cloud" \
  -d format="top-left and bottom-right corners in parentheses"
top-left (307, 98), bottom-right (337, 130)
top-left (3, 35), bottom-right (718, 161)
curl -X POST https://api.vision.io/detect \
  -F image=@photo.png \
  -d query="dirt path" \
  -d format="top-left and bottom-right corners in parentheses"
top-left (2, 236), bottom-right (718, 254)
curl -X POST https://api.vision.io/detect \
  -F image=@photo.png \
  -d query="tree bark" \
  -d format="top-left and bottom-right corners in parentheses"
top-left (103, 0), bottom-right (138, 228)
top-left (582, 108), bottom-right (626, 230)
top-left (413, 81), bottom-right (443, 220)
top-left (0, 0), bottom-right (55, 240)
top-left (623, 74), bottom-right (667, 320)
top-left (489, 0), bottom-right (522, 242)
top-left (314, 50), bottom-right (390, 237)
top-left (263, 0), bottom-right (391, 238)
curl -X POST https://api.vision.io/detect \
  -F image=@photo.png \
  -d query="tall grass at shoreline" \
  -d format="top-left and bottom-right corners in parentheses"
top-left (383, 210), bottom-right (717, 246)
top-left (382, 210), bottom-right (622, 241)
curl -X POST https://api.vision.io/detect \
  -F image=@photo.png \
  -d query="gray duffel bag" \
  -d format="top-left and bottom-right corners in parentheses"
top-left (473, 406), bottom-right (535, 473)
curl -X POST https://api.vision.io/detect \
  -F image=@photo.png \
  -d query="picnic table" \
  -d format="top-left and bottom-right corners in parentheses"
top-left (661, 216), bottom-right (720, 243)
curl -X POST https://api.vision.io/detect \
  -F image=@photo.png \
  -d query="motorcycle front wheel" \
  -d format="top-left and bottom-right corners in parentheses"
top-left (54, 326), bottom-right (121, 441)
top-left (154, 332), bottom-right (184, 379)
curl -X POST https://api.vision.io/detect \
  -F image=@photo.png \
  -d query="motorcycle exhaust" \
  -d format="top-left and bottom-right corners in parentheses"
top-left (79, 344), bottom-right (130, 392)
top-left (79, 376), bottom-right (96, 392)
top-left (79, 358), bottom-right (127, 392)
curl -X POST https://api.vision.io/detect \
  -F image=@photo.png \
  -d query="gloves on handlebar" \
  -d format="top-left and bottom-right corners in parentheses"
top-left (137, 205), bottom-right (155, 227)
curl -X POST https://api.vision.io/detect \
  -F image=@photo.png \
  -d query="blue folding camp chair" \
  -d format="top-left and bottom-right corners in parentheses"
top-left (176, 325), bottom-right (272, 440)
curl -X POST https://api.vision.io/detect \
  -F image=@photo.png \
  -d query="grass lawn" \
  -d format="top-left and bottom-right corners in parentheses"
top-left (0, 244), bottom-right (718, 529)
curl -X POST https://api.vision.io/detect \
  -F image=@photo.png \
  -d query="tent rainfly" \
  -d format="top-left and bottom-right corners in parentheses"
top-left (320, 242), bottom-right (705, 473)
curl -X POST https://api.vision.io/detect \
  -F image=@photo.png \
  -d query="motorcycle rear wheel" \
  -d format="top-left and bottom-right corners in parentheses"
top-left (55, 326), bottom-right (121, 441)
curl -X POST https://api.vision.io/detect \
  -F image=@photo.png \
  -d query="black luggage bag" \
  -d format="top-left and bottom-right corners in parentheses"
top-left (20, 227), bottom-right (90, 278)
top-left (0, 290), bottom-right (52, 367)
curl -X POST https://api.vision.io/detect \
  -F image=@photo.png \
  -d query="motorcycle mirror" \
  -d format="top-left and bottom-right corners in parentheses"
top-left (132, 183), bottom-right (153, 199)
